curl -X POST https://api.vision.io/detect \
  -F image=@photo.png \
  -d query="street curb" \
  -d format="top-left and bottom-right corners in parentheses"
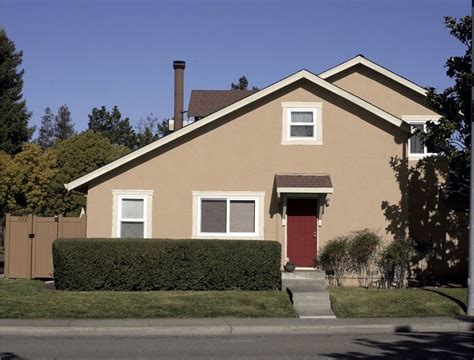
top-left (0, 318), bottom-right (471, 337)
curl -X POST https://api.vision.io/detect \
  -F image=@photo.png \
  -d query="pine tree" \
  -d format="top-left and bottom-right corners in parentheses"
top-left (37, 107), bottom-right (55, 148)
top-left (0, 28), bottom-right (34, 154)
top-left (231, 76), bottom-right (259, 91)
top-left (88, 105), bottom-right (137, 149)
top-left (157, 118), bottom-right (171, 138)
top-left (53, 105), bottom-right (75, 142)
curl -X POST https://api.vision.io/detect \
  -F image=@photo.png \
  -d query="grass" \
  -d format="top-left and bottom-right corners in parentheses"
top-left (0, 279), bottom-right (297, 319)
top-left (329, 287), bottom-right (468, 318)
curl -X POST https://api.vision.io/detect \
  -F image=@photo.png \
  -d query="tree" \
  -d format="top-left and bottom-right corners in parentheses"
top-left (0, 144), bottom-right (57, 216)
top-left (231, 76), bottom-right (259, 91)
top-left (88, 106), bottom-right (137, 149)
top-left (0, 28), bottom-right (34, 154)
top-left (136, 113), bottom-right (160, 148)
top-left (423, 16), bottom-right (472, 205)
top-left (135, 114), bottom-right (172, 148)
top-left (54, 105), bottom-right (75, 141)
top-left (46, 131), bottom-right (130, 215)
top-left (157, 118), bottom-right (171, 138)
top-left (37, 107), bottom-right (55, 148)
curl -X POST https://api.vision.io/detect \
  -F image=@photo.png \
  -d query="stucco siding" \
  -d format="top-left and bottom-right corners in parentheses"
top-left (86, 79), bottom-right (410, 257)
top-left (327, 64), bottom-right (438, 118)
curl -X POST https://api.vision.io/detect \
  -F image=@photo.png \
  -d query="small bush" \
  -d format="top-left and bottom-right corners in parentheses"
top-left (53, 238), bottom-right (281, 291)
top-left (317, 236), bottom-right (351, 287)
top-left (379, 238), bottom-right (414, 288)
top-left (348, 229), bottom-right (382, 287)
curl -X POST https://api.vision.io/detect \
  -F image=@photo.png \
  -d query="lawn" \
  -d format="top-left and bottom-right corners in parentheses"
top-left (329, 287), bottom-right (467, 318)
top-left (0, 279), bottom-right (296, 319)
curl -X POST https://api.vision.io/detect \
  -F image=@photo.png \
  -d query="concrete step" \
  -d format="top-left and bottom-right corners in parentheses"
top-left (282, 280), bottom-right (326, 289)
top-left (294, 300), bottom-right (332, 308)
top-left (286, 286), bottom-right (327, 293)
top-left (292, 293), bottom-right (330, 302)
top-left (293, 294), bottom-right (330, 302)
top-left (284, 274), bottom-right (335, 318)
top-left (296, 307), bottom-right (336, 318)
top-left (282, 271), bottom-right (326, 280)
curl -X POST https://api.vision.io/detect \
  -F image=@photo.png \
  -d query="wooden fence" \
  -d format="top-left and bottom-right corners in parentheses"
top-left (4, 214), bottom-right (86, 279)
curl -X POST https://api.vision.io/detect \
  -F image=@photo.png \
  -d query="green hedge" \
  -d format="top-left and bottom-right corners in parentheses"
top-left (53, 239), bottom-right (281, 291)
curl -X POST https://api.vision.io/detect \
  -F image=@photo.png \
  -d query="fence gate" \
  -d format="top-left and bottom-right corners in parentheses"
top-left (4, 214), bottom-right (86, 279)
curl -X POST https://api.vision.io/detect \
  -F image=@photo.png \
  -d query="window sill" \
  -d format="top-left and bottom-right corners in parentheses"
top-left (193, 234), bottom-right (264, 240)
top-left (408, 153), bottom-right (437, 161)
top-left (281, 139), bottom-right (323, 146)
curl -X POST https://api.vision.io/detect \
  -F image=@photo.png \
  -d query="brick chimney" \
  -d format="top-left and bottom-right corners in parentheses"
top-left (173, 60), bottom-right (185, 131)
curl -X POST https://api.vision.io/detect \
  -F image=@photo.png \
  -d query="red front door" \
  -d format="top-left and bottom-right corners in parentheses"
top-left (287, 198), bottom-right (318, 267)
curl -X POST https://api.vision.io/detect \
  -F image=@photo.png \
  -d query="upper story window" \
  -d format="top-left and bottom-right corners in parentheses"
top-left (289, 109), bottom-right (316, 138)
top-left (281, 102), bottom-right (323, 145)
top-left (403, 116), bottom-right (440, 160)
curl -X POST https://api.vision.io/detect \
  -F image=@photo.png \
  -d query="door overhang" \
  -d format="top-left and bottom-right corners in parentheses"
top-left (276, 174), bottom-right (333, 227)
top-left (275, 174), bottom-right (333, 199)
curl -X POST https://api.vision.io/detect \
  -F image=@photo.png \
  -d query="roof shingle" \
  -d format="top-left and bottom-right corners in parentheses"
top-left (188, 90), bottom-right (257, 118)
top-left (275, 174), bottom-right (333, 188)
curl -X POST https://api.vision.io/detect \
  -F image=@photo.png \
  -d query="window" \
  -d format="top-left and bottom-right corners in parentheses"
top-left (119, 197), bottom-right (146, 238)
top-left (402, 116), bottom-right (440, 159)
top-left (112, 190), bottom-right (153, 238)
top-left (199, 197), bottom-right (257, 236)
top-left (289, 110), bottom-right (316, 138)
top-left (192, 191), bottom-right (264, 238)
top-left (409, 122), bottom-right (436, 157)
top-left (281, 102), bottom-right (323, 145)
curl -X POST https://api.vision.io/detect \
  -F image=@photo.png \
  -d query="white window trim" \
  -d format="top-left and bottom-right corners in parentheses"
top-left (112, 190), bottom-right (153, 238)
top-left (281, 102), bottom-right (323, 145)
top-left (192, 191), bottom-right (265, 240)
top-left (402, 115), bottom-right (441, 160)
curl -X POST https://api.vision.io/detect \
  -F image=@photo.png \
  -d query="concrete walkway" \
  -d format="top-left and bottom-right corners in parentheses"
top-left (0, 317), bottom-right (471, 337)
top-left (282, 270), bottom-right (335, 318)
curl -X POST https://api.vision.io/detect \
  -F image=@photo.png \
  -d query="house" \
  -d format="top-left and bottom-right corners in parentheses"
top-left (66, 55), bottom-right (451, 270)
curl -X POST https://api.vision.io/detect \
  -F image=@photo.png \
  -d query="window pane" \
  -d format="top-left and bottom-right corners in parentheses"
top-left (410, 125), bottom-right (424, 154)
top-left (122, 199), bottom-right (144, 219)
top-left (290, 125), bottom-right (314, 137)
top-left (291, 111), bottom-right (313, 123)
top-left (201, 200), bottom-right (226, 233)
top-left (121, 222), bottom-right (144, 238)
top-left (230, 200), bottom-right (255, 233)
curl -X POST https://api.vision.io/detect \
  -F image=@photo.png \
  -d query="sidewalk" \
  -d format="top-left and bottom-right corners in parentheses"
top-left (0, 317), bottom-right (472, 337)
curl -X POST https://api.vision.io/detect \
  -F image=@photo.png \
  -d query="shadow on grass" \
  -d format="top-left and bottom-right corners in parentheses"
top-left (322, 332), bottom-right (474, 359)
top-left (421, 288), bottom-right (467, 313)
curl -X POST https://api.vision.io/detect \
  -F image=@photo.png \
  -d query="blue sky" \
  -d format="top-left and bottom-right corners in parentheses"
top-left (1, 0), bottom-right (469, 135)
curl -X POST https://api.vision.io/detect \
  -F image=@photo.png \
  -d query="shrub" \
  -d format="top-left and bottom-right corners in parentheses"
top-left (379, 238), bottom-right (414, 288)
top-left (317, 236), bottom-right (351, 287)
top-left (53, 238), bottom-right (281, 291)
top-left (348, 229), bottom-right (382, 287)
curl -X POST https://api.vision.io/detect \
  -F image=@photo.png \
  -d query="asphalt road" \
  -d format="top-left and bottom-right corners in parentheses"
top-left (0, 332), bottom-right (472, 359)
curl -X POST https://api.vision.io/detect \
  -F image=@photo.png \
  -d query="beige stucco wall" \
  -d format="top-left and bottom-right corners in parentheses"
top-left (86, 79), bottom-right (413, 263)
top-left (326, 64), bottom-right (438, 118)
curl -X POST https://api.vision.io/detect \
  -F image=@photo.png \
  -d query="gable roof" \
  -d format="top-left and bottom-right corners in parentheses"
top-left (65, 68), bottom-right (410, 191)
top-left (188, 90), bottom-right (257, 118)
top-left (319, 54), bottom-right (428, 96)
